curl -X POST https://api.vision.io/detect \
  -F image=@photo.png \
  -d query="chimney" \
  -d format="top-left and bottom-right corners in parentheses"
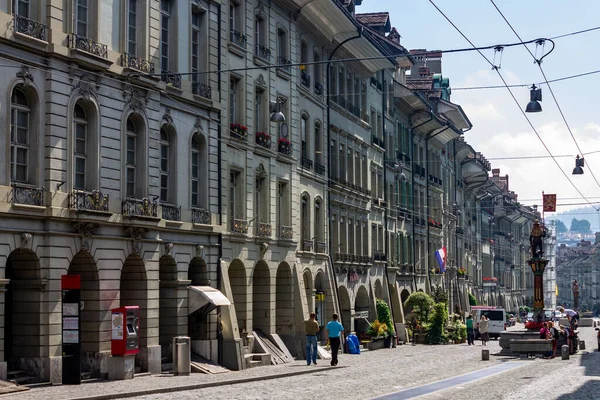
top-left (492, 168), bottom-right (500, 178)
top-left (595, 232), bottom-right (600, 244)
top-left (418, 66), bottom-right (430, 77)
top-left (388, 27), bottom-right (401, 44)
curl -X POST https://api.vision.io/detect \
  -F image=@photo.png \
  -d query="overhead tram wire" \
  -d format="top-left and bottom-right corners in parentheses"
top-left (489, 0), bottom-right (600, 190)
top-left (427, 0), bottom-right (600, 212)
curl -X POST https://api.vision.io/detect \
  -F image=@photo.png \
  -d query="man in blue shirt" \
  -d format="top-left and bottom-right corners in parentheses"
top-left (326, 313), bottom-right (344, 366)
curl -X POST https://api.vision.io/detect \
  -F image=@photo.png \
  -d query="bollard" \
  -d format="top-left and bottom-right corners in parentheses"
top-left (481, 349), bottom-right (489, 361)
top-left (579, 340), bottom-right (586, 350)
top-left (561, 345), bottom-right (569, 360)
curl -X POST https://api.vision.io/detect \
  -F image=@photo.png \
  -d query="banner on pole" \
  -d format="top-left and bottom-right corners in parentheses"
top-left (543, 194), bottom-right (557, 212)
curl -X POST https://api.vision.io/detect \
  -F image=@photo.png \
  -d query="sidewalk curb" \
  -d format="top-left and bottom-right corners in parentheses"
top-left (69, 366), bottom-right (345, 400)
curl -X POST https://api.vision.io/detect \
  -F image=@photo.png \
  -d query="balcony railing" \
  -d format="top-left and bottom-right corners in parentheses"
top-left (69, 190), bottom-right (109, 212)
top-left (161, 203), bottom-right (181, 221)
top-left (68, 33), bottom-right (108, 59)
top-left (231, 218), bottom-right (249, 234)
top-left (256, 222), bottom-right (271, 237)
top-left (302, 240), bottom-right (313, 252)
top-left (277, 56), bottom-right (292, 73)
top-left (192, 208), bottom-right (211, 224)
top-left (374, 252), bottom-right (387, 262)
top-left (255, 44), bottom-right (271, 60)
top-left (122, 197), bottom-right (157, 217)
top-left (315, 241), bottom-right (327, 254)
top-left (121, 53), bottom-right (154, 74)
top-left (161, 71), bottom-right (182, 88)
top-left (12, 183), bottom-right (44, 206)
top-left (192, 81), bottom-right (212, 100)
top-left (371, 135), bottom-right (385, 149)
top-left (301, 157), bottom-right (313, 170)
top-left (14, 14), bottom-right (45, 40)
top-left (280, 225), bottom-right (293, 240)
top-left (315, 163), bottom-right (326, 175)
top-left (301, 71), bottom-right (311, 88)
top-left (314, 82), bottom-right (323, 95)
top-left (230, 29), bottom-right (247, 48)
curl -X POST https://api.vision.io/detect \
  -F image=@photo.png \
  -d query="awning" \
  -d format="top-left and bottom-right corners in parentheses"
top-left (188, 286), bottom-right (231, 315)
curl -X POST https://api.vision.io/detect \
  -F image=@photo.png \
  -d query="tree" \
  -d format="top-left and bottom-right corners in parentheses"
top-left (555, 220), bottom-right (568, 234)
top-left (375, 299), bottom-right (395, 334)
top-left (468, 292), bottom-right (478, 306)
top-left (570, 218), bottom-right (591, 234)
top-left (403, 292), bottom-right (434, 324)
top-left (432, 285), bottom-right (448, 304)
top-left (426, 302), bottom-right (448, 345)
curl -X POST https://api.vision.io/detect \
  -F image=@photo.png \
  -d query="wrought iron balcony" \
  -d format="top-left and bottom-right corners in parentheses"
top-left (301, 157), bottom-right (313, 170)
top-left (231, 218), bottom-right (249, 234)
top-left (68, 33), bottom-right (108, 59)
top-left (301, 71), bottom-right (311, 88)
top-left (122, 197), bottom-right (157, 217)
top-left (121, 53), bottom-right (154, 74)
top-left (161, 71), bottom-right (182, 88)
top-left (277, 56), bottom-right (292, 73)
top-left (192, 79), bottom-right (212, 100)
top-left (302, 240), bottom-right (313, 252)
top-left (69, 190), bottom-right (109, 212)
top-left (191, 208), bottom-right (211, 224)
top-left (161, 203), bottom-right (181, 221)
top-left (11, 183), bottom-right (44, 206)
top-left (256, 222), bottom-right (271, 237)
top-left (280, 225), bottom-right (293, 240)
top-left (314, 82), bottom-right (323, 95)
top-left (230, 29), bottom-right (247, 48)
top-left (14, 14), bottom-right (45, 40)
top-left (374, 252), bottom-right (387, 262)
top-left (315, 241), bottom-right (327, 254)
top-left (315, 163), bottom-right (326, 175)
top-left (255, 44), bottom-right (271, 61)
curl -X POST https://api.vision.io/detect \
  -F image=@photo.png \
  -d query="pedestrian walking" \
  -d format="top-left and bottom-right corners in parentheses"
top-left (326, 313), bottom-right (344, 366)
top-left (479, 315), bottom-right (489, 346)
top-left (466, 314), bottom-right (474, 345)
top-left (548, 321), bottom-right (558, 359)
top-left (304, 312), bottom-right (319, 365)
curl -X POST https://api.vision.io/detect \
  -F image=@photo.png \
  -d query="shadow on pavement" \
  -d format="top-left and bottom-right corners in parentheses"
top-left (578, 349), bottom-right (600, 376)
top-left (556, 380), bottom-right (600, 399)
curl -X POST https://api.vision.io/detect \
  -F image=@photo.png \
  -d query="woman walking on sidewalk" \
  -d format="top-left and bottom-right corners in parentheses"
top-left (479, 315), bottom-right (489, 346)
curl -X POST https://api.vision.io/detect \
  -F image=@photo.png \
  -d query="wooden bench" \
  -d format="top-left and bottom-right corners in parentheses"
top-left (509, 339), bottom-right (553, 358)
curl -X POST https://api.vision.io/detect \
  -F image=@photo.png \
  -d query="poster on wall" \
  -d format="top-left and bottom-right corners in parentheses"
top-left (63, 302), bottom-right (79, 316)
top-left (112, 312), bottom-right (124, 340)
top-left (63, 317), bottom-right (79, 330)
top-left (63, 330), bottom-right (79, 344)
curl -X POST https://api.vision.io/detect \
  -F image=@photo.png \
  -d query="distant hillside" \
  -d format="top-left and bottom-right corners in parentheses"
top-left (548, 206), bottom-right (600, 232)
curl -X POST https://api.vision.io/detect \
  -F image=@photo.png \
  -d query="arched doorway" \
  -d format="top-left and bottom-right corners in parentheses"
top-left (303, 269), bottom-right (314, 314)
top-left (5, 249), bottom-right (42, 376)
top-left (374, 279), bottom-right (383, 300)
top-left (121, 254), bottom-right (148, 371)
top-left (276, 262), bottom-right (294, 349)
top-left (401, 289), bottom-right (411, 305)
top-left (338, 286), bottom-right (352, 335)
top-left (229, 260), bottom-right (247, 335)
top-left (67, 251), bottom-right (100, 376)
top-left (355, 285), bottom-right (370, 336)
top-left (252, 261), bottom-right (270, 333)
top-left (159, 255), bottom-right (177, 362)
top-left (188, 256), bottom-right (214, 348)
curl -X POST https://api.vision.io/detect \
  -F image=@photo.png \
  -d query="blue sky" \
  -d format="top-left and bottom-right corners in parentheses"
top-left (356, 0), bottom-right (600, 218)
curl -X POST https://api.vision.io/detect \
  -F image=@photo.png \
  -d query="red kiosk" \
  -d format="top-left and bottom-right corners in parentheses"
top-left (109, 306), bottom-right (139, 380)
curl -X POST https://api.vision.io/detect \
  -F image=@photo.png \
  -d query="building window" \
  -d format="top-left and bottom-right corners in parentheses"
top-left (339, 143), bottom-right (345, 181)
top-left (255, 16), bottom-right (265, 47)
top-left (75, 0), bottom-right (89, 37)
top-left (255, 87), bottom-right (265, 133)
top-left (16, 0), bottom-right (30, 17)
top-left (191, 8), bottom-right (207, 85)
top-left (348, 147), bottom-right (354, 185)
top-left (255, 169), bottom-right (268, 223)
top-left (277, 27), bottom-right (287, 59)
top-left (278, 181), bottom-right (290, 228)
top-left (301, 193), bottom-right (309, 244)
top-left (127, 0), bottom-right (137, 54)
top-left (229, 170), bottom-right (243, 228)
top-left (301, 114), bottom-right (309, 160)
top-left (190, 134), bottom-right (207, 209)
top-left (10, 87), bottom-right (30, 183)
top-left (315, 198), bottom-right (323, 242)
top-left (356, 220), bottom-right (362, 256)
top-left (314, 50), bottom-right (322, 84)
top-left (348, 218), bottom-right (354, 255)
top-left (314, 122), bottom-right (322, 166)
top-left (229, 0), bottom-right (242, 33)
top-left (73, 103), bottom-right (87, 190)
top-left (331, 139), bottom-right (338, 179)
top-left (125, 118), bottom-right (137, 197)
top-left (229, 76), bottom-right (240, 123)
top-left (159, 127), bottom-right (170, 202)
top-left (160, 0), bottom-right (172, 72)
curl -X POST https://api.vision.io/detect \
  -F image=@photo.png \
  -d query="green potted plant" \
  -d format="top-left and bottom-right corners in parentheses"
top-left (375, 299), bottom-right (395, 348)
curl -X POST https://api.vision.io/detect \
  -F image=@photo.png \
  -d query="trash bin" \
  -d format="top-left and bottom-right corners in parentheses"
top-left (173, 336), bottom-right (191, 376)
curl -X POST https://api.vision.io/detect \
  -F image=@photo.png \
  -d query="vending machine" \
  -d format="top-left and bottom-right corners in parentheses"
top-left (111, 306), bottom-right (140, 356)
top-left (315, 292), bottom-right (325, 339)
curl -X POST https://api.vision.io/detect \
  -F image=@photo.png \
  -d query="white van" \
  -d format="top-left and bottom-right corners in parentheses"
top-left (472, 307), bottom-right (506, 340)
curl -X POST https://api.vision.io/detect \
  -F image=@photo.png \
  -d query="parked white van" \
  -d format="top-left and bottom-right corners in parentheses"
top-left (471, 306), bottom-right (506, 340)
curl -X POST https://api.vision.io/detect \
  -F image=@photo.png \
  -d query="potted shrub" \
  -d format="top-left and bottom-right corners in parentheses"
top-left (375, 299), bottom-right (395, 348)
top-left (426, 302), bottom-right (448, 345)
top-left (365, 320), bottom-right (389, 350)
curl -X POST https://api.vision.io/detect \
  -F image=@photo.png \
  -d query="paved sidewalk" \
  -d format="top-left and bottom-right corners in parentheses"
top-left (2, 362), bottom-right (327, 400)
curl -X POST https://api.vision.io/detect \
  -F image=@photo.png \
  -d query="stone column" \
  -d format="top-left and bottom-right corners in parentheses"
top-left (0, 279), bottom-right (8, 380)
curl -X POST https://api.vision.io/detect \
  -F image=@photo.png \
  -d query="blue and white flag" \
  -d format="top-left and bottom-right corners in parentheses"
top-left (435, 247), bottom-right (447, 273)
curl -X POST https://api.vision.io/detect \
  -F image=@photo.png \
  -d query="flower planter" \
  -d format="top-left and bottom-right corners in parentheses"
top-left (366, 339), bottom-right (386, 351)
top-left (256, 133), bottom-right (271, 149)
top-left (278, 142), bottom-right (292, 156)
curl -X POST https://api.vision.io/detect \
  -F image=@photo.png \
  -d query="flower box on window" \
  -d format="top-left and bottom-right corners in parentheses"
top-left (255, 131), bottom-right (271, 149)
top-left (278, 137), bottom-right (292, 156)
top-left (230, 123), bottom-right (248, 141)
top-left (457, 267), bottom-right (466, 276)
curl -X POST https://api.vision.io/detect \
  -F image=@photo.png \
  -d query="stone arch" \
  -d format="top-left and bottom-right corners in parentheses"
top-left (229, 259), bottom-right (247, 334)
top-left (5, 248), bottom-right (42, 373)
top-left (252, 261), bottom-right (270, 332)
top-left (275, 262), bottom-right (294, 347)
top-left (188, 256), bottom-right (213, 344)
top-left (401, 288), bottom-right (411, 305)
top-left (338, 285), bottom-right (352, 335)
top-left (159, 254), bottom-right (177, 361)
top-left (189, 256), bottom-right (209, 286)
top-left (498, 294), bottom-right (505, 308)
top-left (120, 253), bottom-right (148, 370)
top-left (303, 268), bottom-right (314, 314)
top-left (355, 285), bottom-right (370, 335)
top-left (374, 279), bottom-right (383, 300)
top-left (67, 250), bottom-right (100, 374)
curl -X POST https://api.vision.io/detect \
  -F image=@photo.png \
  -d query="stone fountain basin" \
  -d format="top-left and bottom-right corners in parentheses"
top-left (498, 330), bottom-right (540, 354)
